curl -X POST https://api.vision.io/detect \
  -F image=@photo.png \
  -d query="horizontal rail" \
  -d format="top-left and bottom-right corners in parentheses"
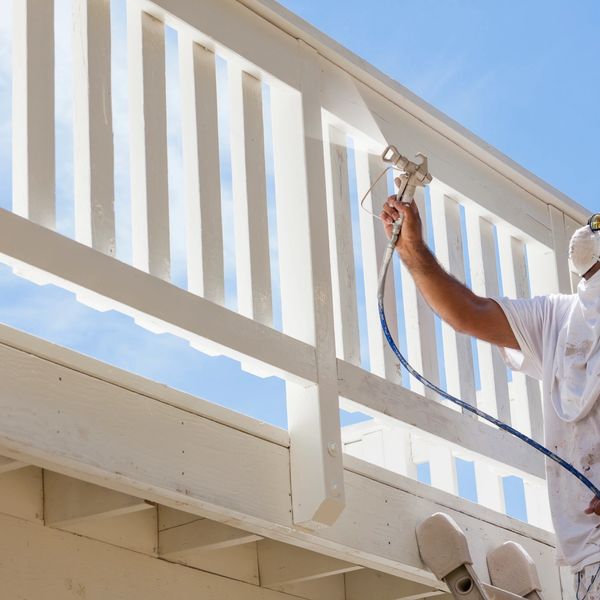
top-left (0, 209), bottom-right (316, 385)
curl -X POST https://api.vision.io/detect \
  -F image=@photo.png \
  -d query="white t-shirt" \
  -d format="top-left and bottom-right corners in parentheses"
top-left (494, 292), bottom-right (600, 571)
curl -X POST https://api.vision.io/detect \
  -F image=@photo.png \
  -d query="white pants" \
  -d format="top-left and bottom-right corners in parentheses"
top-left (575, 564), bottom-right (600, 600)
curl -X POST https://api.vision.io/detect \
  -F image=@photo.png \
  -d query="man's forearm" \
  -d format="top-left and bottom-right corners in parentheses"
top-left (400, 241), bottom-right (482, 333)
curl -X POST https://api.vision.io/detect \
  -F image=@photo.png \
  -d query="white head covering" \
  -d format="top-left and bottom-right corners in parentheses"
top-left (551, 270), bottom-right (600, 422)
top-left (569, 225), bottom-right (600, 277)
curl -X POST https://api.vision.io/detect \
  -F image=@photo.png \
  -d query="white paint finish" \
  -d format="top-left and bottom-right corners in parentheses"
top-left (73, 0), bottom-right (116, 255)
top-left (337, 360), bottom-right (545, 479)
top-left (0, 455), bottom-right (27, 474)
top-left (429, 185), bottom-right (476, 412)
top-left (523, 479), bottom-right (553, 531)
top-left (323, 463), bottom-right (560, 596)
top-left (424, 444), bottom-right (457, 496)
top-left (60, 504), bottom-right (158, 555)
top-left (179, 37), bottom-right (225, 303)
top-left (0, 466), bottom-right (43, 523)
top-left (497, 232), bottom-right (543, 441)
top-left (0, 341), bottom-right (292, 528)
top-left (158, 506), bottom-right (201, 531)
top-left (164, 541), bottom-right (261, 585)
top-left (0, 211), bottom-right (315, 384)
top-left (12, 0), bottom-right (55, 228)
top-left (275, 574), bottom-right (346, 600)
top-left (474, 462), bottom-right (505, 514)
top-left (465, 210), bottom-right (511, 423)
top-left (229, 65), bottom-right (272, 324)
top-left (355, 149), bottom-right (401, 383)
top-left (549, 206), bottom-right (574, 294)
top-left (128, 5), bottom-right (170, 280)
top-left (44, 471), bottom-right (154, 527)
top-left (346, 569), bottom-right (442, 600)
top-left (258, 539), bottom-right (362, 587)
top-left (0, 512), bottom-right (297, 599)
top-left (400, 188), bottom-right (439, 399)
top-left (270, 43), bottom-right (344, 528)
top-left (159, 518), bottom-right (262, 555)
top-left (325, 125), bottom-right (360, 364)
top-left (0, 322), bottom-right (289, 449)
top-left (564, 214), bottom-right (582, 293)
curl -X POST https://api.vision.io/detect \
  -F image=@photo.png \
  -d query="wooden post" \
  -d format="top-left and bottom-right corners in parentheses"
top-left (270, 41), bottom-right (344, 528)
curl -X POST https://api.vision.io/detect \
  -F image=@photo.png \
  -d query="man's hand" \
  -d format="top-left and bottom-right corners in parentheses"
top-left (585, 497), bottom-right (600, 515)
top-left (380, 194), bottom-right (425, 263)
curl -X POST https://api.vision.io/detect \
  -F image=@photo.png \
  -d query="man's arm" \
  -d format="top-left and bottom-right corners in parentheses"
top-left (381, 196), bottom-right (519, 350)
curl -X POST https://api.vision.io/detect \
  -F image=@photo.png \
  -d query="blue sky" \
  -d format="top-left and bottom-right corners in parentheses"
top-left (0, 0), bottom-right (595, 522)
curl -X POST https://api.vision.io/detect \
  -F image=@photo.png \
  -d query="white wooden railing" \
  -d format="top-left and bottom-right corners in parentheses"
top-left (1, 0), bottom-right (590, 532)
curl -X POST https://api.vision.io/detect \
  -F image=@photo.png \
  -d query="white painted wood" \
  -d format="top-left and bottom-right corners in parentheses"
top-left (0, 512), bottom-right (298, 599)
top-left (337, 360), bottom-right (545, 479)
top-left (345, 569), bottom-right (442, 600)
top-left (159, 518), bottom-right (262, 555)
top-left (549, 206), bottom-right (573, 294)
top-left (229, 65), bottom-right (272, 324)
top-left (258, 539), bottom-right (362, 587)
top-left (276, 574), bottom-right (346, 600)
top-left (0, 211), bottom-right (316, 384)
top-left (523, 478), bottom-right (553, 531)
top-left (0, 466), bottom-right (43, 523)
top-left (497, 231), bottom-right (543, 441)
top-left (325, 125), bottom-right (360, 364)
top-left (474, 462), bottom-right (505, 513)
top-left (465, 210), bottom-right (511, 423)
top-left (128, 5), bottom-right (170, 280)
top-left (429, 185), bottom-right (476, 413)
top-left (44, 471), bottom-right (154, 527)
top-left (355, 149), bottom-right (401, 382)
top-left (399, 188), bottom-right (439, 399)
top-left (270, 42), bottom-right (344, 528)
top-left (0, 330), bottom-right (561, 587)
top-left (72, 0), bottom-right (116, 255)
top-left (12, 0), bottom-right (55, 228)
top-left (426, 445), bottom-right (457, 495)
top-left (0, 455), bottom-right (27, 474)
top-left (179, 37), bottom-right (225, 304)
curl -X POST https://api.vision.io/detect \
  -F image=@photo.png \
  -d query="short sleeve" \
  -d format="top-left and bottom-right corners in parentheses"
top-left (492, 296), bottom-right (547, 380)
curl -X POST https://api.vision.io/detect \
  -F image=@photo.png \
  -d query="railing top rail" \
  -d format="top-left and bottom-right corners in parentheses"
top-left (237, 0), bottom-right (588, 225)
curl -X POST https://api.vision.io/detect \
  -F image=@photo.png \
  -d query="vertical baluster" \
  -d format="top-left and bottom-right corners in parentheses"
top-left (12, 0), bottom-right (55, 228)
top-left (355, 149), bottom-right (400, 382)
top-left (229, 65), bottom-right (272, 325)
top-left (127, 5), bottom-right (170, 280)
top-left (523, 477), bottom-right (553, 529)
top-left (498, 231), bottom-right (543, 440)
top-left (382, 428), bottom-right (416, 478)
top-left (399, 187), bottom-right (439, 399)
top-left (474, 462), bottom-right (505, 512)
top-left (270, 41), bottom-right (343, 528)
top-left (324, 125), bottom-right (360, 364)
top-left (465, 210), bottom-right (511, 422)
top-left (564, 214), bottom-right (581, 292)
top-left (179, 37), bottom-right (224, 304)
top-left (429, 445), bottom-right (458, 495)
top-left (549, 206), bottom-right (573, 294)
top-left (73, 0), bottom-right (115, 255)
top-left (430, 184), bottom-right (476, 412)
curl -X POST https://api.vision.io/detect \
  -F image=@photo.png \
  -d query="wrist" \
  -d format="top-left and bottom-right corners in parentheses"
top-left (397, 239), bottom-right (428, 269)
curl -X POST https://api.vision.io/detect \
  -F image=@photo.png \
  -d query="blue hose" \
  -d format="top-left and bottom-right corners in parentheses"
top-left (378, 297), bottom-right (600, 499)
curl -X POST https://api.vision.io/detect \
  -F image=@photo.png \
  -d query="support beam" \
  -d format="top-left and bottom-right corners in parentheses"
top-left (44, 472), bottom-right (153, 528)
top-left (258, 539), bottom-right (362, 587)
top-left (345, 570), bottom-right (444, 600)
top-left (159, 518), bottom-right (262, 556)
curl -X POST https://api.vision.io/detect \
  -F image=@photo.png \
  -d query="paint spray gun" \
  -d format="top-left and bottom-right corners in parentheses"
top-left (380, 144), bottom-right (432, 250)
